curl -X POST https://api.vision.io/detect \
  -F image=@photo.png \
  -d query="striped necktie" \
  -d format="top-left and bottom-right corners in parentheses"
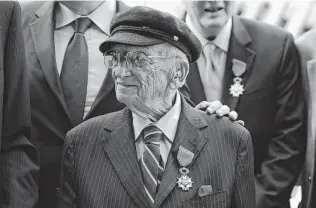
top-left (139, 125), bottom-right (164, 204)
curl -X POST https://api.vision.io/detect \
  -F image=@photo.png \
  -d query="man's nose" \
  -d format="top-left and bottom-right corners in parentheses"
top-left (113, 64), bottom-right (132, 79)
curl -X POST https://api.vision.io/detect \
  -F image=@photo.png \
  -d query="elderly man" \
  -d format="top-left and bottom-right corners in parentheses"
top-left (58, 6), bottom-right (255, 208)
top-left (181, 1), bottom-right (306, 207)
top-left (21, 1), bottom-right (237, 207)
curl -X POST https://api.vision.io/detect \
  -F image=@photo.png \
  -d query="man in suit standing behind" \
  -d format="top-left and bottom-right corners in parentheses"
top-left (21, 1), bottom-right (129, 207)
top-left (0, 1), bottom-right (39, 207)
top-left (58, 7), bottom-right (255, 207)
top-left (182, 1), bottom-right (306, 207)
top-left (296, 29), bottom-right (316, 208)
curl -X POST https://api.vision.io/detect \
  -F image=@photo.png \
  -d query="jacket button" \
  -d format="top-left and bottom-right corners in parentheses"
top-left (56, 188), bottom-right (60, 196)
top-left (309, 176), bottom-right (312, 181)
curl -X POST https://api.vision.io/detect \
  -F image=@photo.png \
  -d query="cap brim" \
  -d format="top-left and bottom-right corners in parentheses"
top-left (99, 31), bottom-right (165, 53)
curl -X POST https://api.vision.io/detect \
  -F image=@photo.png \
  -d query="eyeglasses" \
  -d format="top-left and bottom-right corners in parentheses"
top-left (103, 50), bottom-right (174, 68)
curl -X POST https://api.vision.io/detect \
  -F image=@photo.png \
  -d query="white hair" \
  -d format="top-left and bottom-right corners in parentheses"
top-left (153, 42), bottom-right (189, 66)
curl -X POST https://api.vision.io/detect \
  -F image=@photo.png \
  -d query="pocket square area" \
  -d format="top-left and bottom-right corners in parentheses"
top-left (198, 185), bottom-right (213, 197)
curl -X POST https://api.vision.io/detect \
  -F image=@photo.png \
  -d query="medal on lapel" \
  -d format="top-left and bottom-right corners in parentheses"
top-left (229, 59), bottom-right (247, 97)
top-left (230, 77), bottom-right (244, 97)
top-left (177, 168), bottom-right (193, 191)
top-left (176, 145), bottom-right (194, 191)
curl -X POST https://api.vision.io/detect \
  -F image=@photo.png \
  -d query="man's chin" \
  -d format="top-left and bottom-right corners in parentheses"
top-left (116, 93), bottom-right (142, 106)
top-left (116, 93), bottom-right (132, 104)
top-left (200, 19), bottom-right (227, 36)
top-left (116, 94), bottom-right (153, 117)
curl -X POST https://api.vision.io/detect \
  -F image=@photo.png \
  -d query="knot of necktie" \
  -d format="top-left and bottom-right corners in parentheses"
top-left (203, 42), bottom-right (216, 59)
top-left (74, 17), bottom-right (92, 34)
top-left (143, 125), bottom-right (163, 144)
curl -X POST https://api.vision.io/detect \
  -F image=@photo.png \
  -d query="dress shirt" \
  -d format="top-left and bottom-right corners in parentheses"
top-left (54, 0), bottom-right (116, 117)
top-left (186, 15), bottom-right (232, 101)
top-left (132, 92), bottom-right (181, 168)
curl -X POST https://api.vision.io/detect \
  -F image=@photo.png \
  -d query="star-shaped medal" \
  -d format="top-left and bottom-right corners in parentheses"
top-left (177, 174), bottom-right (194, 191)
top-left (177, 167), bottom-right (193, 191)
top-left (229, 82), bottom-right (245, 97)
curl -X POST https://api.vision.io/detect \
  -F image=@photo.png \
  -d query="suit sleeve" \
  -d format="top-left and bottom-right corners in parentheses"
top-left (0, 2), bottom-right (39, 208)
top-left (255, 34), bottom-right (307, 208)
top-left (296, 37), bottom-right (314, 208)
top-left (232, 130), bottom-right (256, 208)
top-left (58, 133), bottom-right (77, 208)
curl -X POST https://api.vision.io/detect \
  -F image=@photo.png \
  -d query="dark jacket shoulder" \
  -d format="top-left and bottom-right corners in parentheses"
top-left (190, 105), bottom-right (251, 146)
top-left (66, 104), bottom-right (251, 150)
top-left (236, 16), bottom-right (297, 68)
top-left (65, 109), bottom-right (126, 143)
top-left (238, 16), bottom-right (291, 39)
top-left (237, 16), bottom-right (295, 56)
top-left (0, 1), bottom-right (17, 30)
top-left (0, 1), bottom-right (16, 13)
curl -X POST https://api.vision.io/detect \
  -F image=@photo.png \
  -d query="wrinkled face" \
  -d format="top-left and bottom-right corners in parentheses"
top-left (186, 1), bottom-right (234, 38)
top-left (110, 44), bottom-right (174, 109)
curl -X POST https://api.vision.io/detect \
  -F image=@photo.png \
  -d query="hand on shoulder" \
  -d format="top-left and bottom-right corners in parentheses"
top-left (195, 100), bottom-right (244, 126)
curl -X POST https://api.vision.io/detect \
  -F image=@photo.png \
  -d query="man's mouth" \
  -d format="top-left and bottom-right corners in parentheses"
top-left (205, 7), bottom-right (224, 13)
top-left (117, 82), bottom-right (136, 87)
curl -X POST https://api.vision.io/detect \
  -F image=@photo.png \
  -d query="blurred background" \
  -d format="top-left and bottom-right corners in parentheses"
top-left (122, 0), bottom-right (316, 38)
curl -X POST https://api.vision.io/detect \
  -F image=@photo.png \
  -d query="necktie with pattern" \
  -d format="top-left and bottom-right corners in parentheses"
top-left (60, 17), bottom-right (92, 126)
top-left (139, 125), bottom-right (164, 204)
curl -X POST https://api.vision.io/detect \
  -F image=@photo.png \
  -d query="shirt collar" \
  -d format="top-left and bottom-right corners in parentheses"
top-left (55, 0), bottom-right (116, 35)
top-left (213, 17), bottom-right (232, 52)
top-left (186, 14), bottom-right (232, 52)
top-left (132, 92), bottom-right (182, 142)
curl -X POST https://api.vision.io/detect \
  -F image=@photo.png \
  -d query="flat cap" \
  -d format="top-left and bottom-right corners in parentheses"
top-left (99, 6), bottom-right (202, 63)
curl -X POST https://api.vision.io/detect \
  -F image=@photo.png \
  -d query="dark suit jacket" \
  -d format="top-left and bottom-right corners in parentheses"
top-left (183, 16), bottom-right (306, 208)
top-left (21, 1), bottom-right (128, 207)
top-left (296, 29), bottom-right (316, 208)
top-left (58, 97), bottom-right (255, 208)
top-left (0, 1), bottom-right (39, 207)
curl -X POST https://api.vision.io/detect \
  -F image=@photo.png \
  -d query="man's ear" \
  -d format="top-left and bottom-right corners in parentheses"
top-left (171, 61), bottom-right (189, 89)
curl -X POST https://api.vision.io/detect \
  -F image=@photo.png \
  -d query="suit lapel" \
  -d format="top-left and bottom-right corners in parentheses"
top-left (30, 2), bottom-right (71, 121)
top-left (187, 62), bottom-right (206, 104)
top-left (221, 16), bottom-right (256, 110)
top-left (102, 108), bottom-right (151, 208)
top-left (154, 98), bottom-right (208, 207)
